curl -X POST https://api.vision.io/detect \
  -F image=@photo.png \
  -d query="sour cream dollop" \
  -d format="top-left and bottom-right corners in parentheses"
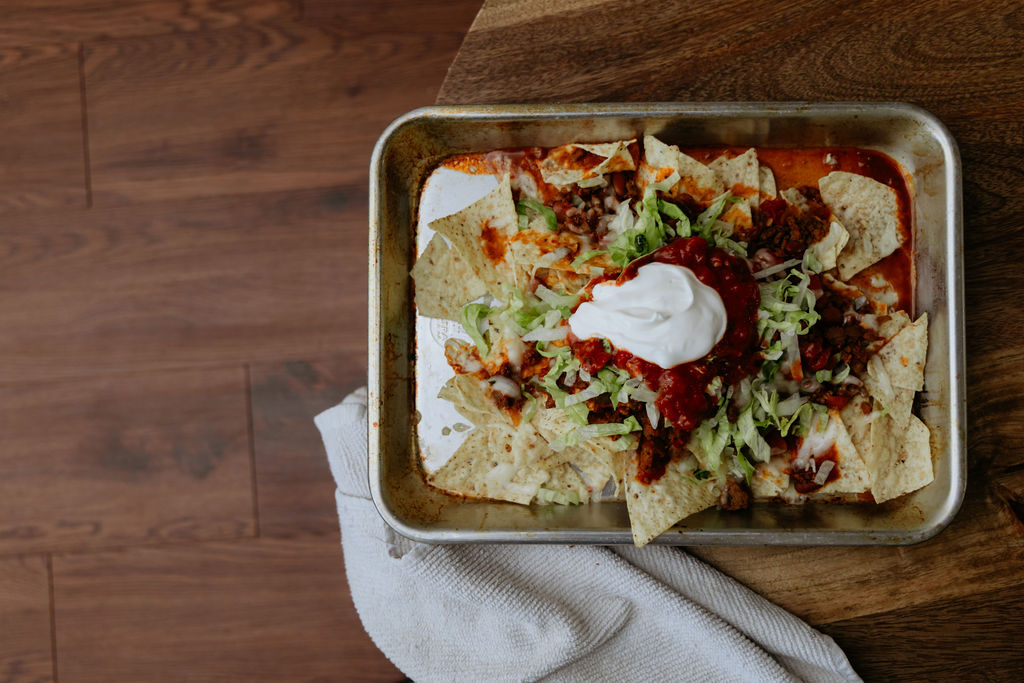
top-left (568, 262), bottom-right (728, 368)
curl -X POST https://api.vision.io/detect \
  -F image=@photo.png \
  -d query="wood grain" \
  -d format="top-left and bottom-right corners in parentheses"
top-left (0, 555), bottom-right (53, 683)
top-left (820, 582), bottom-right (1024, 682)
top-left (441, 0), bottom-right (1024, 110)
top-left (690, 480), bottom-right (1024, 625)
top-left (250, 358), bottom-right (366, 537)
top-left (53, 537), bottom-right (403, 682)
top-left (83, 6), bottom-right (477, 206)
top-left (0, 43), bottom-right (86, 213)
top-left (0, 1), bottom-right (297, 45)
top-left (439, 0), bottom-right (1024, 677)
top-left (0, 368), bottom-right (253, 555)
top-left (0, 188), bottom-right (363, 380)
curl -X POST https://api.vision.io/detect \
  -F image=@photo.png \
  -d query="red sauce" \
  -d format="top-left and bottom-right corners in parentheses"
top-left (788, 445), bottom-right (841, 494)
top-left (479, 222), bottom-right (506, 264)
top-left (688, 146), bottom-right (914, 312)
top-left (573, 236), bottom-right (761, 483)
top-left (572, 337), bottom-right (612, 374)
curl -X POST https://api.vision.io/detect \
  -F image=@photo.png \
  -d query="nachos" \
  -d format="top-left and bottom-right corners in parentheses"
top-left (412, 136), bottom-right (930, 546)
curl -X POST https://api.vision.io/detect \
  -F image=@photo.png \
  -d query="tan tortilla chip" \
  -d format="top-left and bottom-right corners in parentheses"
top-left (811, 220), bottom-right (850, 272)
top-left (869, 414), bottom-right (934, 503)
top-left (751, 457), bottom-right (789, 498)
top-left (538, 139), bottom-right (636, 188)
top-left (709, 148), bottom-right (760, 203)
top-left (639, 135), bottom-right (723, 203)
top-left (536, 268), bottom-right (591, 296)
top-left (430, 174), bottom-right (519, 298)
top-left (721, 198), bottom-right (753, 231)
top-left (781, 187), bottom-right (810, 212)
top-left (816, 411), bottom-right (871, 495)
top-left (625, 454), bottom-right (720, 546)
top-left (532, 407), bottom-right (625, 497)
top-left (877, 313), bottom-right (928, 392)
top-left (759, 165), bottom-right (777, 199)
top-left (537, 462), bottom-right (591, 504)
top-left (428, 424), bottom-right (555, 504)
top-left (876, 309), bottom-right (912, 342)
top-left (839, 395), bottom-right (873, 459)
top-left (411, 234), bottom-right (487, 320)
top-left (819, 171), bottom-right (904, 280)
top-left (438, 373), bottom-right (513, 429)
top-left (507, 228), bottom-right (585, 289)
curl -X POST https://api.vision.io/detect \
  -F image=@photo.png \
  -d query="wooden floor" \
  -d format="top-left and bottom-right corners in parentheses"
top-left (0, 1), bottom-right (481, 680)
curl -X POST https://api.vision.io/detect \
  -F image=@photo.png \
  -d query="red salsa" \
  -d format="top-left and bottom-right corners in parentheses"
top-left (571, 235), bottom-right (761, 483)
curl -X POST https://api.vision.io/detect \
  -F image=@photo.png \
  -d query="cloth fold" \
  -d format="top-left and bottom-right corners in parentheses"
top-left (316, 388), bottom-right (860, 683)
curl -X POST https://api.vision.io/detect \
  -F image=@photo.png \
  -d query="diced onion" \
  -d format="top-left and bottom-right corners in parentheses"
top-left (521, 326), bottom-right (569, 343)
top-left (532, 247), bottom-right (571, 274)
top-left (487, 376), bottom-right (521, 399)
top-left (645, 401), bottom-right (660, 430)
top-left (754, 258), bottom-right (802, 280)
top-left (813, 460), bottom-right (835, 485)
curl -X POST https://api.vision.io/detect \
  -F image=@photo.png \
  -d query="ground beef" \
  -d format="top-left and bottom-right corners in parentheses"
top-left (748, 188), bottom-right (832, 258)
top-left (719, 478), bottom-right (752, 511)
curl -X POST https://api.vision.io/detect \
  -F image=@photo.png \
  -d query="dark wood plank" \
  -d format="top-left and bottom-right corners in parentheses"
top-left (691, 480), bottom-right (1024, 624)
top-left (440, 0), bottom-right (1024, 112)
top-left (0, 368), bottom-right (253, 555)
top-left (0, 1), bottom-right (297, 44)
top-left (437, 2), bottom-right (1024, 676)
top-left (250, 358), bottom-right (365, 537)
top-left (0, 555), bottom-right (53, 683)
top-left (0, 43), bottom-right (85, 213)
top-left (53, 537), bottom-right (403, 682)
top-left (0, 188), bottom-right (362, 380)
top-left (302, 0), bottom-right (481, 26)
top-left (820, 582), bottom-right (1024, 682)
top-left (83, 5), bottom-right (477, 206)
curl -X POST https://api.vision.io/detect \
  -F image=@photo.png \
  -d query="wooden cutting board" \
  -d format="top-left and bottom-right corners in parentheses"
top-left (438, 0), bottom-right (1024, 679)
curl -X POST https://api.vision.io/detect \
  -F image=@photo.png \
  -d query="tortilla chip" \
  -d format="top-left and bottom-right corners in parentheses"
top-left (811, 220), bottom-right (851, 271)
top-left (877, 313), bottom-right (928, 392)
top-left (411, 234), bottom-right (487, 320)
top-left (438, 373), bottom-right (513, 429)
top-left (721, 198), bottom-right (753, 231)
top-left (876, 309), bottom-right (912, 341)
top-left (538, 139), bottom-right (636, 188)
top-left (781, 187), bottom-right (810, 212)
top-left (532, 407), bottom-right (625, 497)
top-left (839, 395), bottom-right (873, 458)
top-left (429, 174), bottom-right (519, 298)
top-left (759, 165), bottom-right (777, 199)
top-left (751, 457), bottom-right (789, 498)
top-left (869, 414), bottom-right (934, 503)
top-left (507, 228), bottom-right (585, 289)
top-left (709, 148), bottom-right (760, 204)
top-left (816, 411), bottom-right (871, 494)
top-left (639, 135), bottom-right (723, 203)
top-left (536, 267), bottom-right (590, 296)
top-left (819, 171), bottom-right (904, 280)
top-left (625, 454), bottom-right (720, 546)
top-left (428, 424), bottom-right (554, 504)
top-left (537, 462), bottom-right (592, 505)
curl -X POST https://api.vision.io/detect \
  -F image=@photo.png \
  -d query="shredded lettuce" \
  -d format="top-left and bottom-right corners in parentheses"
top-left (536, 487), bottom-right (581, 505)
top-left (572, 249), bottom-right (605, 269)
top-left (516, 199), bottom-right (557, 231)
top-left (522, 392), bottom-right (538, 423)
top-left (549, 416), bottom-right (641, 452)
top-left (460, 303), bottom-right (491, 356)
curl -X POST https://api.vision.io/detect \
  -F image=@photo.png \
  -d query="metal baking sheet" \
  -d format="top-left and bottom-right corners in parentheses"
top-left (368, 103), bottom-right (964, 545)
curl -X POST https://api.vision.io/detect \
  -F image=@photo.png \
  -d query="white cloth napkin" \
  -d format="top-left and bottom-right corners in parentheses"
top-left (316, 388), bottom-right (861, 683)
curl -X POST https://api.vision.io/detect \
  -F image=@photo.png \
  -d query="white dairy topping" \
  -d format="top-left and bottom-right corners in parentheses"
top-left (568, 262), bottom-right (728, 368)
